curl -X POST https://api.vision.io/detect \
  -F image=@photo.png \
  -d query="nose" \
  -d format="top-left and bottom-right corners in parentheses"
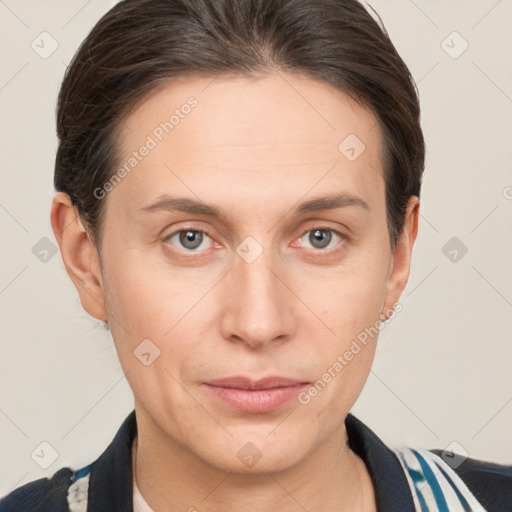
top-left (220, 244), bottom-right (296, 350)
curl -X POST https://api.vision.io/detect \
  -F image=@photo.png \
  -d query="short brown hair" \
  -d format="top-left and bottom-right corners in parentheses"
top-left (55, 0), bottom-right (424, 253)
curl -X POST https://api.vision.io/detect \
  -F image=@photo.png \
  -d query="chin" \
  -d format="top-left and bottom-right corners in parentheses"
top-left (192, 428), bottom-right (314, 475)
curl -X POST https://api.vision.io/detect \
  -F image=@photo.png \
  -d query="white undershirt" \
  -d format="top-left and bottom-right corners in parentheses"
top-left (133, 476), bottom-right (155, 512)
top-left (132, 436), bottom-right (155, 512)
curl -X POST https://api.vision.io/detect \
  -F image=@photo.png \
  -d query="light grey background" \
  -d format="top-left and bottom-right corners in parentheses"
top-left (1, 0), bottom-right (511, 497)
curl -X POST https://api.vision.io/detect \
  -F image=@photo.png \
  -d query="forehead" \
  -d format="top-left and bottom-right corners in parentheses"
top-left (111, 72), bottom-right (385, 212)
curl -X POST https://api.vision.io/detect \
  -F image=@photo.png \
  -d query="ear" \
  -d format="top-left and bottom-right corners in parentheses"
top-left (50, 192), bottom-right (107, 321)
top-left (381, 195), bottom-right (420, 320)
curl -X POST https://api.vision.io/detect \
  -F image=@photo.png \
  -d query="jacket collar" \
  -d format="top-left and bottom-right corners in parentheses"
top-left (345, 413), bottom-right (415, 510)
top-left (86, 409), bottom-right (414, 511)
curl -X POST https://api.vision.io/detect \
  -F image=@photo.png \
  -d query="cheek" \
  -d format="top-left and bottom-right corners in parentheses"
top-left (100, 251), bottom-right (218, 377)
top-left (102, 251), bottom-right (202, 334)
top-left (294, 249), bottom-right (390, 341)
top-left (292, 247), bottom-right (389, 398)
top-left (295, 274), bottom-right (386, 435)
top-left (302, 275), bottom-right (384, 382)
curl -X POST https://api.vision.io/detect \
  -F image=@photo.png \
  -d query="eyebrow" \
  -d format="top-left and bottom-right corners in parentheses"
top-left (140, 192), bottom-right (370, 220)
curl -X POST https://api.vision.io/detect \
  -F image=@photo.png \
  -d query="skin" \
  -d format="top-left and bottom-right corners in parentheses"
top-left (51, 72), bottom-right (419, 512)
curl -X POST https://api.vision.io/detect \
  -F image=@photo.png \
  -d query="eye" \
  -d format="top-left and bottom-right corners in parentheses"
top-left (299, 227), bottom-right (345, 250)
top-left (166, 229), bottom-right (214, 252)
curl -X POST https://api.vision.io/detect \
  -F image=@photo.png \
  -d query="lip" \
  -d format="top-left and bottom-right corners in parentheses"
top-left (201, 376), bottom-right (310, 413)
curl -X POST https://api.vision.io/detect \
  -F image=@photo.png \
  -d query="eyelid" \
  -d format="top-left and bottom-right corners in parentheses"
top-left (299, 225), bottom-right (344, 238)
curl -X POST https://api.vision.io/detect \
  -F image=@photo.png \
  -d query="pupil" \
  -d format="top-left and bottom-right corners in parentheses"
top-left (181, 230), bottom-right (202, 249)
top-left (311, 229), bottom-right (330, 248)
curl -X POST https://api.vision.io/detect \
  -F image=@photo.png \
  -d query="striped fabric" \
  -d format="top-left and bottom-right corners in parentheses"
top-left (66, 463), bottom-right (93, 512)
top-left (394, 447), bottom-right (488, 511)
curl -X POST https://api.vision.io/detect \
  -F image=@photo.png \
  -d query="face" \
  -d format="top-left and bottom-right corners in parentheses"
top-left (61, 72), bottom-right (418, 473)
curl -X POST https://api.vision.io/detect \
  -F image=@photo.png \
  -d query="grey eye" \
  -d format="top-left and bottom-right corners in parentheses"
top-left (300, 229), bottom-right (341, 250)
top-left (168, 230), bottom-right (212, 251)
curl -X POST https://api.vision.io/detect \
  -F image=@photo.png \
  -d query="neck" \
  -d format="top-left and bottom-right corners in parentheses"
top-left (132, 411), bottom-right (376, 512)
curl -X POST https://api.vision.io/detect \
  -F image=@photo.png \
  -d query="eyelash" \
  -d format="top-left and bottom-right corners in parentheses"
top-left (164, 225), bottom-right (347, 255)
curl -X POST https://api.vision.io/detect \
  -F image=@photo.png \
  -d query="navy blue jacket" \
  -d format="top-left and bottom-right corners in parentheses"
top-left (1, 409), bottom-right (511, 511)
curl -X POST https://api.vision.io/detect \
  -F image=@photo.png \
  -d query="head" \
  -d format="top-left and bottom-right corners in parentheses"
top-left (51, 0), bottom-right (423, 473)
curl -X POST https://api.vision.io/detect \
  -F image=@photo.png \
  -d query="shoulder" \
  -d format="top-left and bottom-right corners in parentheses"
top-left (430, 448), bottom-right (512, 512)
top-left (0, 411), bottom-right (136, 512)
top-left (0, 467), bottom-right (74, 512)
top-left (0, 461), bottom-right (94, 512)
top-left (394, 445), bottom-right (512, 512)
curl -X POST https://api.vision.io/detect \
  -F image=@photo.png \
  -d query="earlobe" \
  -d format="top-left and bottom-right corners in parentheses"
top-left (381, 196), bottom-right (420, 319)
top-left (50, 192), bottom-right (107, 321)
